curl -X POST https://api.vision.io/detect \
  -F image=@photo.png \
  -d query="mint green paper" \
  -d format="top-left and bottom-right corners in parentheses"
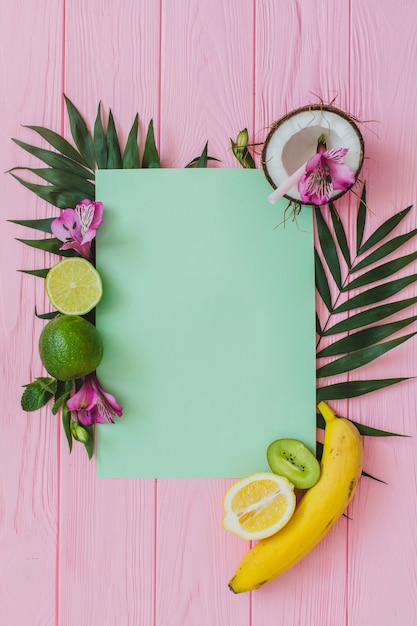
top-left (96, 169), bottom-right (316, 478)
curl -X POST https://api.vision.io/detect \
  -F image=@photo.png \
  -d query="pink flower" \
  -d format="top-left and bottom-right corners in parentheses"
top-left (298, 136), bottom-right (355, 205)
top-left (51, 199), bottom-right (103, 260)
top-left (67, 373), bottom-right (123, 425)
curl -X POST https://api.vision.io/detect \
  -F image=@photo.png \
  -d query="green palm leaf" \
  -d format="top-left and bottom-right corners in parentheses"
top-left (316, 378), bottom-right (408, 401)
top-left (323, 297), bottom-right (417, 335)
top-left (10, 167), bottom-right (94, 198)
top-left (344, 251), bottom-right (417, 291)
top-left (356, 183), bottom-right (367, 254)
top-left (333, 274), bottom-right (417, 314)
top-left (94, 103), bottom-right (107, 169)
top-left (10, 174), bottom-right (87, 209)
top-left (23, 125), bottom-right (87, 167)
top-left (16, 237), bottom-right (78, 256)
top-left (8, 218), bottom-right (53, 233)
top-left (123, 113), bottom-right (140, 169)
top-left (329, 201), bottom-right (351, 267)
top-left (352, 229), bottom-right (417, 273)
top-left (12, 139), bottom-right (94, 180)
top-left (316, 333), bottom-right (416, 378)
top-left (64, 95), bottom-right (95, 170)
top-left (316, 413), bottom-right (407, 436)
top-left (359, 205), bottom-right (413, 255)
top-left (106, 110), bottom-right (122, 169)
top-left (315, 206), bottom-right (342, 289)
top-left (19, 268), bottom-right (50, 278)
top-left (142, 119), bottom-right (160, 168)
top-left (314, 249), bottom-right (332, 311)
top-left (317, 316), bottom-right (417, 357)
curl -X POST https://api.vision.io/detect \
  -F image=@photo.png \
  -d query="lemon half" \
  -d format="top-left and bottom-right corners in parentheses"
top-left (223, 472), bottom-right (296, 541)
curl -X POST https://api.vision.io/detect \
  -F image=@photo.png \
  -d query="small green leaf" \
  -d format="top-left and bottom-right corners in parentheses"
top-left (94, 103), bottom-right (108, 169)
top-left (11, 139), bottom-right (94, 180)
top-left (356, 183), bottom-right (367, 254)
top-left (344, 252), bottom-right (417, 291)
top-left (353, 229), bottom-right (417, 273)
top-left (317, 316), bottom-right (417, 357)
top-left (19, 268), bottom-right (50, 279)
top-left (64, 95), bottom-right (95, 170)
top-left (361, 470), bottom-right (387, 484)
top-left (323, 297), bottom-right (417, 335)
top-left (315, 207), bottom-right (342, 289)
top-left (329, 201), bottom-right (351, 267)
top-left (316, 378), bottom-right (408, 401)
top-left (21, 377), bottom-right (57, 411)
top-left (24, 125), bottom-right (88, 167)
top-left (106, 110), bottom-right (123, 169)
top-left (52, 380), bottom-right (73, 415)
top-left (9, 167), bottom-right (94, 198)
top-left (123, 113), bottom-right (140, 169)
top-left (185, 155), bottom-right (221, 168)
top-left (359, 205), bottom-right (413, 255)
top-left (142, 119), bottom-right (160, 168)
top-left (16, 237), bottom-right (78, 257)
top-left (8, 218), bottom-right (54, 233)
top-left (62, 404), bottom-right (73, 453)
top-left (333, 274), bottom-right (417, 314)
top-left (10, 173), bottom-right (87, 209)
top-left (35, 309), bottom-right (59, 319)
top-left (316, 333), bottom-right (416, 378)
top-left (83, 425), bottom-right (95, 459)
top-left (314, 249), bottom-right (333, 311)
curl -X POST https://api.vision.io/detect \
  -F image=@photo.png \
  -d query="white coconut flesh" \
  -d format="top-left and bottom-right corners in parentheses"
top-left (262, 107), bottom-right (364, 203)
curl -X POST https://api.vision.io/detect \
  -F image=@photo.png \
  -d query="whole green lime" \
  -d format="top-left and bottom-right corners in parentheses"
top-left (39, 314), bottom-right (103, 381)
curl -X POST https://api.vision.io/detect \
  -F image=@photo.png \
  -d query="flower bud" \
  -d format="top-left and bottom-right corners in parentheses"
top-left (70, 420), bottom-right (90, 443)
top-left (236, 128), bottom-right (249, 151)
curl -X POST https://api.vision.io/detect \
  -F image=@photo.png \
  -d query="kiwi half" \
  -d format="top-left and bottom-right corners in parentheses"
top-left (267, 438), bottom-right (320, 489)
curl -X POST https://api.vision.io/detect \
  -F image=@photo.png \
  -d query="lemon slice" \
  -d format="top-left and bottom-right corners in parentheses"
top-left (223, 472), bottom-right (296, 540)
top-left (46, 257), bottom-right (103, 315)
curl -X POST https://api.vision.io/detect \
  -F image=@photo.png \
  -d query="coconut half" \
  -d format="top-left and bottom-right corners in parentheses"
top-left (262, 105), bottom-right (364, 205)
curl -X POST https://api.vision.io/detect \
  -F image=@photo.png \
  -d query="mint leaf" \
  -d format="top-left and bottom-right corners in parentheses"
top-left (21, 377), bottom-right (57, 411)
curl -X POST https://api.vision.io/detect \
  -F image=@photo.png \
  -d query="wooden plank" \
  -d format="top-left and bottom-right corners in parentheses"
top-left (252, 1), bottom-right (351, 623)
top-left (156, 0), bottom-right (253, 623)
top-left (160, 0), bottom-right (255, 168)
top-left (0, 1), bottom-right (63, 625)
top-left (58, 1), bottom-right (160, 624)
top-left (347, 1), bottom-right (417, 623)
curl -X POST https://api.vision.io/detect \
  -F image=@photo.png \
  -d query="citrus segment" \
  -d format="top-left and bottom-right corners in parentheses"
top-left (223, 472), bottom-right (296, 540)
top-left (46, 257), bottom-right (103, 315)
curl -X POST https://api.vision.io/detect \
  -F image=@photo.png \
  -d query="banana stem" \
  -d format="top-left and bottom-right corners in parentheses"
top-left (317, 401), bottom-right (337, 424)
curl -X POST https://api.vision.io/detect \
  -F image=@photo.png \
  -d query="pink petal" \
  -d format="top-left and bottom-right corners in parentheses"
top-left (51, 209), bottom-right (82, 243)
top-left (67, 379), bottom-right (98, 411)
top-left (327, 161), bottom-right (355, 191)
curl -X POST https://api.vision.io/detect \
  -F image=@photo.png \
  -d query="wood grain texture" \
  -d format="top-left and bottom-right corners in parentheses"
top-left (347, 2), bottom-right (417, 624)
top-left (1, 0), bottom-right (417, 624)
top-left (0, 2), bottom-right (63, 625)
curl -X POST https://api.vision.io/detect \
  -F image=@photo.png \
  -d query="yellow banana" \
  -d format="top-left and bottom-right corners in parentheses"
top-left (228, 401), bottom-right (363, 593)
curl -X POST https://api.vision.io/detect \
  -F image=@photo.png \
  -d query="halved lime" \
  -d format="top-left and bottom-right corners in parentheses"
top-left (46, 257), bottom-right (103, 315)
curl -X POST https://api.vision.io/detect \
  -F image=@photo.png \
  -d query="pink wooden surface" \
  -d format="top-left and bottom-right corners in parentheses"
top-left (1, 1), bottom-right (417, 624)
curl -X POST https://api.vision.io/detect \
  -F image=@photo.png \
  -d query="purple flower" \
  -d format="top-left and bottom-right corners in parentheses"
top-left (298, 136), bottom-right (355, 205)
top-left (51, 199), bottom-right (103, 260)
top-left (67, 372), bottom-right (123, 426)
